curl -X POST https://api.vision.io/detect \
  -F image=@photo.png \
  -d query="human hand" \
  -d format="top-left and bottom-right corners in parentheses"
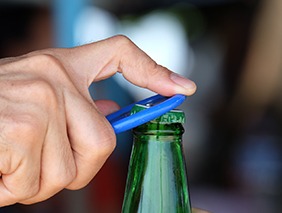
top-left (0, 35), bottom-right (196, 206)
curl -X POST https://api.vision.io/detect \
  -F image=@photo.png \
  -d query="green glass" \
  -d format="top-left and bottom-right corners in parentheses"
top-left (122, 106), bottom-right (192, 213)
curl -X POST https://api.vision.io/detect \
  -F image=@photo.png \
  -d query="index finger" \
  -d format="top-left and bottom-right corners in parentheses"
top-left (51, 35), bottom-right (197, 97)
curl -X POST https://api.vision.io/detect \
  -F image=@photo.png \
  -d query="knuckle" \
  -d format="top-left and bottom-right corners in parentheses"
top-left (50, 154), bottom-right (77, 189)
top-left (14, 53), bottom-right (66, 80)
top-left (151, 62), bottom-right (164, 75)
top-left (112, 35), bottom-right (134, 50)
top-left (95, 123), bottom-right (116, 158)
top-left (81, 122), bottom-right (116, 162)
top-left (1, 113), bottom-right (42, 152)
top-left (9, 179), bottom-right (40, 201)
top-left (6, 116), bottom-right (36, 138)
top-left (24, 53), bottom-right (69, 86)
top-left (0, 75), bottom-right (58, 109)
top-left (3, 75), bottom-right (58, 109)
top-left (54, 168), bottom-right (76, 189)
top-left (113, 34), bottom-right (131, 44)
top-left (28, 54), bottom-right (63, 72)
top-left (17, 185), bottom-right (39, 201)
top-left (52, 176), bottom-right (72, 190)
top-left (24, 79), bottom-right (57, 106)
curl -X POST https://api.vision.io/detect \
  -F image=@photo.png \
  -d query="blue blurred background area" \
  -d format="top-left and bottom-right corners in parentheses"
top-left (0, 0), bottom-right (282, 212)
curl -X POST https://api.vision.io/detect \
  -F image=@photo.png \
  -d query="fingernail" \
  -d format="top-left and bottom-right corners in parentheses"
top-left (170, 73), bottom-right (196, 91)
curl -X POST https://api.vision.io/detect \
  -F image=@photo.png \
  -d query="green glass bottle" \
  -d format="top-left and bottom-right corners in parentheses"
top-left (122, 104), bottom-right (192, 213)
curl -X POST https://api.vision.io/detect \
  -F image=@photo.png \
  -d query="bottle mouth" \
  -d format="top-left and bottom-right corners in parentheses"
top-left (131, 104), bottom-right (186, 124)
top-left (133, 122), bottom-right (185, 136)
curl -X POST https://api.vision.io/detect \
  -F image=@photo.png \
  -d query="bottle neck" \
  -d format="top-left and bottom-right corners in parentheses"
top-left (123, 122), bottom-right (190, 213)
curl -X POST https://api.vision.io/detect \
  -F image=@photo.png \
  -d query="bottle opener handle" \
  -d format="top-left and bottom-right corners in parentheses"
top-left (106, 94), bottom-right (186, 134)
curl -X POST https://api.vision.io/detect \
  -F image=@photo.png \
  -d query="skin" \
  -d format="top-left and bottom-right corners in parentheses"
top-left (0, 35), bottom-right (197, 207)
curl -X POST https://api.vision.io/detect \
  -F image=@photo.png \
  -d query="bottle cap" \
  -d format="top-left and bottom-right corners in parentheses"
top-left (131, 104), bottom-right (185, 124)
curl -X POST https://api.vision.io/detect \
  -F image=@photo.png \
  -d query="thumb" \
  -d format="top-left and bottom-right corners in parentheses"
top-left (47, 35), bottom-right (197, 97)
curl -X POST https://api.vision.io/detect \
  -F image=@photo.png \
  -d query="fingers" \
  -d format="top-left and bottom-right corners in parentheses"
top-left (20, 109), bottom-right (76, 204)
top-left (95, 100), bottom-right (120, 115)
top-left (45, 35), bottom-right (196, 97)
top-left (0, 156), bottom-right (41, 206)
top-left (0, 109), bottom-right (44, 206)
top-left (0, 72), bottom-right (77, 205)
top-left (92, 35), bottom-right (196, 96)
top-left (0, 47), bottom-right (117, 206)
top-left (63, 92), bottom-right (116, 190)
top-left (93, 35), bottom-right (196, 96)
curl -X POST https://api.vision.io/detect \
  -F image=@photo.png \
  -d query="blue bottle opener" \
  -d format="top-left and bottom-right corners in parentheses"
top-left (106, 94), bottom-right (186, 134)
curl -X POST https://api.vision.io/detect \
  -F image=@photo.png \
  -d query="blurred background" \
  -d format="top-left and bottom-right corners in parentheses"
top-left (0, 0), bottom-right (282, 212)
